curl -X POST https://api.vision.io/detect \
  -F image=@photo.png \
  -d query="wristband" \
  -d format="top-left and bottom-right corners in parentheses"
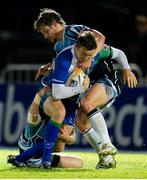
top-left (34, 94), bottom-right (41, 105)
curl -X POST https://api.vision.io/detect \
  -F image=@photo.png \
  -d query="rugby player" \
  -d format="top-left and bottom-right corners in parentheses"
top-left (7, 30), bottom-right (137, 169)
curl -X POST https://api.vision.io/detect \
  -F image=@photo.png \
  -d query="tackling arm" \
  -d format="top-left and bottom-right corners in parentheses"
top-left (52, 84), bottom-right (84, 100)
top-left (52, 50), bottom-right (89, 100)
top-left (91, 29), bottom-right (105, 55)
top-left (111, 47), bottom-right (138, 88)
top-left (111, 47), bottom-right (131, 69)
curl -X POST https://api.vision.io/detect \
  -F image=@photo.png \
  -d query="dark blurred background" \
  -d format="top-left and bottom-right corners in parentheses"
top-left (0, 0), bottom-right (147, 81)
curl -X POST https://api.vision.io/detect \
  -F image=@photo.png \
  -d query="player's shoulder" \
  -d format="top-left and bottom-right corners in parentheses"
top-left (99, 44), bottom-right (112, 58)
top-left (65, 24), bottom-right (89, 37)
top-left (66, 24), bottom-right (87, 31)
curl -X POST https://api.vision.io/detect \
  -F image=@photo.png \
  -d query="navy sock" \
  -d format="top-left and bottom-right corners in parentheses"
top-left (42, 120), bottom-right (61, 163)
top-left (15, 120), bottom-right (60, 163)
top-left (16, 141), bottom-right (44, 162)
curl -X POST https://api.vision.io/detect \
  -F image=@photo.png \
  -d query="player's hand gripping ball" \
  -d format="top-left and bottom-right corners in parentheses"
top-left (66, 67), bottom-right (85, 87)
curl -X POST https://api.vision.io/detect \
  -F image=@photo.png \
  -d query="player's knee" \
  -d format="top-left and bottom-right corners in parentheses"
top-left (76, 120), bottom-right (83, 132)
top-left (43, 101), bottom-right (66, 122)
top-left (80, 97), bottom-right (94, 113)
top-left (76, 118), bottom-right (86, 133)
top-left (54, 108), bottom-right (66, 122)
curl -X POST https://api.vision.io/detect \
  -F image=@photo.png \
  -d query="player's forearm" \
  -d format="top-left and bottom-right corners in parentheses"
top-left (52, 83), bottom-right (84, 100)
top-left (111, 47), bottom-right (131, 69)
top-left (27, 94), bottom-right (42, 125)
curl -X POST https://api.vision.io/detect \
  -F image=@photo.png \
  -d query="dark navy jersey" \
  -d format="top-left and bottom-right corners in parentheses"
top-left (88, 45), bottom-right (124, 95)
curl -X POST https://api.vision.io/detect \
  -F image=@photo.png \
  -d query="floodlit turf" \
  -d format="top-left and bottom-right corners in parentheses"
top-left (0, 149), bottom-right (147, 179)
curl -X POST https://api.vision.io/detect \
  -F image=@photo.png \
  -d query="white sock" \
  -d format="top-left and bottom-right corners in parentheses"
top-left (88, 110), bottom-right (112, 146)
top-left (83, 127), bottom-right (102, 153)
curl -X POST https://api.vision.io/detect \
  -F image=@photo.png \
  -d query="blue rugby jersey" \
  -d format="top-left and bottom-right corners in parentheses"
top-left (54, 25), bottom-right (89, 54)
top-left (52, 46), bottom-right (76, 85)
top-left (41, 24), bottom-right (89, 86)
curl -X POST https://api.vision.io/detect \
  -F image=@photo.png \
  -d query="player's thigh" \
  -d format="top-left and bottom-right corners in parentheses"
top-left (43, 95), bottom-right (65, 118)
top-left (82, 83), bottom-right (109, 108)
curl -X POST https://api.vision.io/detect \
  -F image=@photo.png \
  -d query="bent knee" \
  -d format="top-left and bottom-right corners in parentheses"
top-left (80, 97), bottom-right (94, 113)
top-left (76, 117), bottom-right (91, 133)
top-left (44, 103), bottom-right (66, 122)
top-left (50, 109), bottom-right (65, 123)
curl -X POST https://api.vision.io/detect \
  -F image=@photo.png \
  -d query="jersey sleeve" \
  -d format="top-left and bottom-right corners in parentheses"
top-left (52, 50), bottom-right (72, 84)
top-left (65, 25), bottom-right (90, 40)
top-left (52, 49), bottom-right (84, 100)
top-left (111, 47), bottom-right (131, 69)
top-left (99, 44), bottom-right (112, 59)
top-left (54, 25), bottom-right (90, 54)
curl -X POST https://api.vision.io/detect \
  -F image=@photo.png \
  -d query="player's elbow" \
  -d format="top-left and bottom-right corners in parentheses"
top-left (52, 92), bottom-right (61, 100)
top-left (118, 49), bottom-right (126, 58)
top-left (92, 29), bottom-right (105, 43)
top-left (100, 33), bottom-right (105, 43)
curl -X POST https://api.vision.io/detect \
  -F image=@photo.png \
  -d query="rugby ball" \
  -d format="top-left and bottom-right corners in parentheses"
top-left (66, 67), bottom-right (85, 87)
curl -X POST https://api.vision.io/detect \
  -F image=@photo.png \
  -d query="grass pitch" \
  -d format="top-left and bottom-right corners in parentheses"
top-left (0, 149), bottom-right (147, 179)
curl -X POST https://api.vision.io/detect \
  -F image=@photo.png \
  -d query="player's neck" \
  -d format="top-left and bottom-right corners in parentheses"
top-left (57, 26), bottom-right (64, 42)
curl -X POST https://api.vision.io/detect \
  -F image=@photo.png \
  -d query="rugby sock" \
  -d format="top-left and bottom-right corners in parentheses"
top-left (88, 109), bottom-right (112, 146)
top-left (83, 127), bottom-right (102, 153)
top-left (15, 120), bottom-right (61, 163)
top-left (42, 120), bottom-right (61, 163)
top-left (16, 141), bottom-right (44, 162)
